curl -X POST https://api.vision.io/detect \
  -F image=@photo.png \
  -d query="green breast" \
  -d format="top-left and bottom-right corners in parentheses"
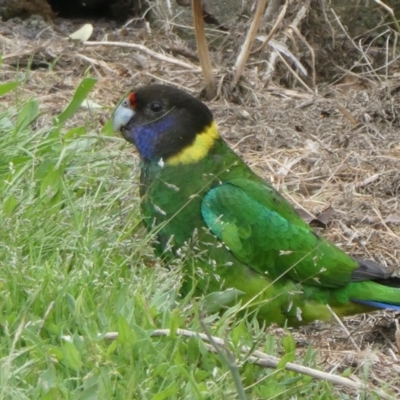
top-left (139, 140), bottom-right (239, 249)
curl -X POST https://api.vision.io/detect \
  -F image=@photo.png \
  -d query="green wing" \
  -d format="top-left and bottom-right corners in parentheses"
top-left (201, 181), bottom-right (359, 288)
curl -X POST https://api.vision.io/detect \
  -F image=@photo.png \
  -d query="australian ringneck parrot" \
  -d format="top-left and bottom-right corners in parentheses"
top-left (112, 84), bottom-right (400, 326)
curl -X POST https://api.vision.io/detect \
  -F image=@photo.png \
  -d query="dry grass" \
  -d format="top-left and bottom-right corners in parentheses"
top-left (1, 4), bottom-right (400, 395)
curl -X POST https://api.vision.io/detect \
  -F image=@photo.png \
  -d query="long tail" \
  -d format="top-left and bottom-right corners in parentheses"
top-left (350, 259), bottom-right (400, 311)
top-left (350, 275), bottom-right (400, 311)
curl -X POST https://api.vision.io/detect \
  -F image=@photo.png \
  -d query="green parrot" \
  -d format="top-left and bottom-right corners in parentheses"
top-left (112, 84), bottom-right (400, 326)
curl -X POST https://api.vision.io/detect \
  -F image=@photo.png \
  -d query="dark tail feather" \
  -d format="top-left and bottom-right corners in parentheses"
top-left (353, 258), bottom-right (400, 288)
top-left (351, 299), bottom-right (400, 311)
top-left (373, 277), bottom-right (400, 288)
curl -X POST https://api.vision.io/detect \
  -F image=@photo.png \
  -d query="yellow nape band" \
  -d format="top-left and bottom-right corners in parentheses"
top-left (166, 121), bottom-right (219, 166)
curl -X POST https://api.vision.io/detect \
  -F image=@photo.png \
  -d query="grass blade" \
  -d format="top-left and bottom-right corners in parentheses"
top-left (54, 77), bottom-right (97, 125)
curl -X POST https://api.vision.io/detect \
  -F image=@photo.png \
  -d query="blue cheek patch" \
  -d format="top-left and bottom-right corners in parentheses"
top-left (129, 115), bottom-right (175, 161)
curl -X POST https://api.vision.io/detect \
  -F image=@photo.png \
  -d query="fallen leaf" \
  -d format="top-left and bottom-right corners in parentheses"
top-left (336, 101), bottom-right (358, 126)
top-left (314, 206), bottom-right (334, 226)
top-left (295, 208), bottom-right (316, 223)
top-left (296, 206), bottom-right (334, 228)
top-left (81, 99), bottom-right (102, 109)
top-left (69, 24), bottom-right (94, 42)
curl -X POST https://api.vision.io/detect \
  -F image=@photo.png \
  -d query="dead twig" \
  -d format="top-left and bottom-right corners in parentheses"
top-left (336, 102), bottom-right (358, 126)
top-left (289, 24), bottom-right (316, 89)
top-left (264, 0), bottom-right (284, 23)
top-left (231, 0), bottom-right (268, 89)
top-left (318, 0), bottom-right (335, 48)
top-left (3, 46), bottom-right (45, 60)
top-left (100, 328), bottom-right (394, 399)
top-left (192, 0), bottom-right (216, 99)
top-left (82, 41), bottom-right (202, 72)
top-left (76, 53), bottom-right (117, 73)
top-left (263, 4), bottom-right (309, 83)
top-left (276, 51), bottom-right (313, 93)
top-left (326, 304), bottom-right (361, 351)
top-left (199, 319), bottom-right (247, 400)
top-left (373, 0), bottom-right (400, 33)
top-left (330, 9), bottom-right (383, 83)
top-left (253, 1), bottom-right (287, 53)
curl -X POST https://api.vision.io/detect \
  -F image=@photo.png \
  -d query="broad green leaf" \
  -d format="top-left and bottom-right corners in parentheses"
top-left (35, 158), bottom-right (54, 179)
top-left (278, 332), bottom-right (296, 368)
top-left (341, 367), bottom-right (353, 377)
top-left (117, 315), bottom-right (132, 345)
top-left (168, 310), bottom-right (181, 339)
top-left (277, 352), bottom-right (293, 369)
top-left (101, 119), bottom-right (114, 136)
top-left (65, 293), bottom-right (76, 314)
top-left (40, 169), bottom-right (62, 199)
top-left (64, 126), bottom-right (87, 140)
top-left (231, 320), bottom-right (248, 346)
top-left (201, 288), bottom-right (244, 313)
top-left (62, 341), bottom-right (82, 371)
top-left (78, 373), bottom-right (99, 400)
top-left (0, 115), bottom-right (13, 130)
top-left (187, 338), bottom-right (200, 365)
top-left (2, 194), bottom-right (17, 215)
top-left (106, 340), bottom-right (118, 356)
top-left (41, 388), bottom-right (61, 400)
top-left (54, 77), bottom-right (97, 125)
top-left (151, 382), bottom-right (177, 400)
top-left (280, 376), bottom-right (303, 385)
top-left (0, 81), bottom-right (19, 96)
top-left (282, 332), bottom-right (296, 354)
top-left (39, 366), bottom-right (57, 391)
top-left (14, 99), bottom-right (39, 134)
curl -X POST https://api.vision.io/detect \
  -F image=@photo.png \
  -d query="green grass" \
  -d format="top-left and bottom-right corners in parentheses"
top-left (0, 75), bottom-right (382, 399)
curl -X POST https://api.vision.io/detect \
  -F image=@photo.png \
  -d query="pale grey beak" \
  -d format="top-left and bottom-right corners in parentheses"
top-left (112, 102), bottom-right (135, 132)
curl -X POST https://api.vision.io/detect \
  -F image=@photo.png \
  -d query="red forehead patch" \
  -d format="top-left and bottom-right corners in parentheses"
top-left (128, 92), bottom-right (137, 108)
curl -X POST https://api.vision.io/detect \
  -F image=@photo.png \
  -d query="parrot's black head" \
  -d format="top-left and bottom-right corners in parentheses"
top-left (112, 84), bottom-right (219, 165)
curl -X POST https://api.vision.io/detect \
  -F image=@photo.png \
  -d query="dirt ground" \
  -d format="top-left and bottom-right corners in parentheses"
top-left (1, 9), bottom-right (400, 396)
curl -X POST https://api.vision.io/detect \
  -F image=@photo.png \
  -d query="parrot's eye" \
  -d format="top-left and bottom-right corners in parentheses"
top-left (150, 101), bottom-right (163, 112)
top-left (122, 98), bottom-right (130, 107)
